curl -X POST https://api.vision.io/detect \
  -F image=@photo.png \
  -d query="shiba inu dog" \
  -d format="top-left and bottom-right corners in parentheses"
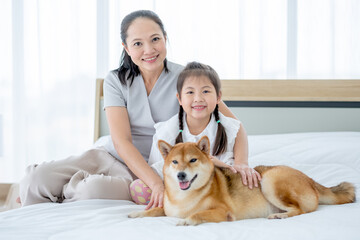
top-left (129, 136), bottom-right (356, 225)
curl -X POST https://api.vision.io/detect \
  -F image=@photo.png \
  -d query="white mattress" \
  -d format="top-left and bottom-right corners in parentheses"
top-left (1, 132), bottom-right (359, 240)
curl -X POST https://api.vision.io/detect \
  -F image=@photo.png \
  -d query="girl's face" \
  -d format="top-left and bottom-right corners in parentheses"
top-left (177, 75), bottom-right (221, 125)
top-left (123, 18), bottom-right (167, 75)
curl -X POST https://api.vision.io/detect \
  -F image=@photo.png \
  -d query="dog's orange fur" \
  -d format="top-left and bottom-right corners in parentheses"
top-left (129, 136), bottom-right (356, 225)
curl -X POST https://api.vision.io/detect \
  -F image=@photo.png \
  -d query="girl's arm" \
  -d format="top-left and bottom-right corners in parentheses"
top-left (219, 100), bottom-right (261, 188)
top-left (233, 124), bottom-right (262, 189)
top-left (210, 156), bottom-right (237, 173)
top-left (106, 106), bottom-right (164, 209)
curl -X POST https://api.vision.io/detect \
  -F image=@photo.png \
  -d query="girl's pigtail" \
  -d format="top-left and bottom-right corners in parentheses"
top-left (212, 104), bottom-right (227, 156)
top-left (175, 106), bottom-right (184, 144)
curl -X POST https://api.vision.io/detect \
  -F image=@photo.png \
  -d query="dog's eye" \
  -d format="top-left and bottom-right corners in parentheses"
top-left (172, 160), bottom-right (178, 164)
top-left (190, 158), bottom-right (197, 163)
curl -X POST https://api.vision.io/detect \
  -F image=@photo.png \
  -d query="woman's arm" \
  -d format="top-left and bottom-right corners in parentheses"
top-left (218, 100), bottom-right (237, 119)
top-left (106, 106), bottom-right (164, 209)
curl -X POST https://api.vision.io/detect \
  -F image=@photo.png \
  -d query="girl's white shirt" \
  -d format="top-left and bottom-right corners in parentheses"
top-left (148, 112), bottom-right (241, 179)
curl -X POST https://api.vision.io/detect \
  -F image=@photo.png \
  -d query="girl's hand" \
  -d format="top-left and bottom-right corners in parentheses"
top-left (232, 164), bottom-right (261, 189)
top-left (146, 181), bottom-right (164, 210)
top-left (210, 156), bottom-right (237, 173)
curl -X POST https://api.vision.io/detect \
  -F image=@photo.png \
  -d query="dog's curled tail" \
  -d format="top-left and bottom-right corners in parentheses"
top-left (315, 181), bottom-right (356, 205)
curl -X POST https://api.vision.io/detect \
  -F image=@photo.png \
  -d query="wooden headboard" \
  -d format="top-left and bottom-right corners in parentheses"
top-left (94, 78), bottom-right (105, 142)
top-left (94, 79), bottom-right (360, 142)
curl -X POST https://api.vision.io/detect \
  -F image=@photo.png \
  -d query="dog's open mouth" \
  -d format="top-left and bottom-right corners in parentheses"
top-left (179, 174), bottom-right (198, 190)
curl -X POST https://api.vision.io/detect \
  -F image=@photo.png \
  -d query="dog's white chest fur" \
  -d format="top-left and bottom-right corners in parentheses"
top-left (164, 190), bottom-right (211, 218)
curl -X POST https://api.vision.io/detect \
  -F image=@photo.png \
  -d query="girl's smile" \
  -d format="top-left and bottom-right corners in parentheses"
top-left (192, 105), bottom-right (207, 111)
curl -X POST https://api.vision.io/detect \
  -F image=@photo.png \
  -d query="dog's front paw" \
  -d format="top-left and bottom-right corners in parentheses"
top-left (128, 211), bottom-right (146, 218)
top-left (267, 213), bottom-right (289, 219)
top-left (176, 218), bottom-right (198, 226)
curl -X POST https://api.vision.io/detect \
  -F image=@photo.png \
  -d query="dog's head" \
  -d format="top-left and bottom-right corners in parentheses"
top-left (158, 136), bottom-right (214, 191)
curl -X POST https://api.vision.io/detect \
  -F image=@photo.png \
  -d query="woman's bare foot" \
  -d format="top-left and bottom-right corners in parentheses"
top-left (16, 197), bottom-right (21, 204)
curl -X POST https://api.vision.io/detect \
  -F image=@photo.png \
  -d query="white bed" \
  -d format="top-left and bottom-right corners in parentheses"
top-left (1, 132), bottom-right (359, 240)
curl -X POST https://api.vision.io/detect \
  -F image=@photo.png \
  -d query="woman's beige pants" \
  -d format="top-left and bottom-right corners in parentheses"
top-left (19, 147), bottom-right (134, 206)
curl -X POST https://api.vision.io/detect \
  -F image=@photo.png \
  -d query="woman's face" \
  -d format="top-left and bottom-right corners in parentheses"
top-left (123, 17), bottom-right (167, 75)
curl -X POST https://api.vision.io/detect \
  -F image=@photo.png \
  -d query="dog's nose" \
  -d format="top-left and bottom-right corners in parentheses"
top-left (177, 172), bottom-right (187, 181)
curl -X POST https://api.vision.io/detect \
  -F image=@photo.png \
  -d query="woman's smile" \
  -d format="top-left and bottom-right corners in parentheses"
top-left (143, 54), bottom-right (159, 63)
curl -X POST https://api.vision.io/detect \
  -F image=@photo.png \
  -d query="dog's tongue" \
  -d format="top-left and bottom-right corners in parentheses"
top-left (179, 181), bottom-right (190, 190)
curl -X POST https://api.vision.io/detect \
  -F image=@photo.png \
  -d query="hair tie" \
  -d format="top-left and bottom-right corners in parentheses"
top-left (179, 130), bottom-right (183, 133)
top-left (217, 120), bottom-right (221, 124)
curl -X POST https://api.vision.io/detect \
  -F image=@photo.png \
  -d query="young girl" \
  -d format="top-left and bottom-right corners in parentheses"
top-left (130, 61), bottom-right (261, 205)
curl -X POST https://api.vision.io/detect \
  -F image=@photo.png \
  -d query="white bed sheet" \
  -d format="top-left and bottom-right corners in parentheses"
top-left (1, 132), bottom-right (359, 240)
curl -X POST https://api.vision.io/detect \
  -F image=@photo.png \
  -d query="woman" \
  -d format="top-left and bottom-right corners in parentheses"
top-left (19, 10), bottom-right (256, 209)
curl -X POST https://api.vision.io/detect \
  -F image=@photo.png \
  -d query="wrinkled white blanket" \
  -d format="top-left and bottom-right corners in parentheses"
top-left (1, 132), bottom-right (359, 240)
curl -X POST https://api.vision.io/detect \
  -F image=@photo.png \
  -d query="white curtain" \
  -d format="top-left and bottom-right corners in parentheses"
top-left (1, 0), bottom-right (359, 182)
top-left (0, 0), bottom-right (97, 182)
top-left (104, 0), bottom-right (360, 79)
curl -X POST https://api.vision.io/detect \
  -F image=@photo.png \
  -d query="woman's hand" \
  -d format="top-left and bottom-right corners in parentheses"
top-left (146, 181), bottom-right (165, 210)
top-left (233, 163), bottom-right (261, 189)
top-left (210, 156), bottom-right (237, 173)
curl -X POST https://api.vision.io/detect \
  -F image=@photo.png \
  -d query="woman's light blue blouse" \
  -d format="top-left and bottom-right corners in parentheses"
top-left (103, 61), bottom-right (184, 162)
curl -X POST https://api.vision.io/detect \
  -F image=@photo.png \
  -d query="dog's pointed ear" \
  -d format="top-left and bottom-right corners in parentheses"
top-left (158, 140), bottom-right (173, 159)
top-left (197, 136), bottom-right (210, 155)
